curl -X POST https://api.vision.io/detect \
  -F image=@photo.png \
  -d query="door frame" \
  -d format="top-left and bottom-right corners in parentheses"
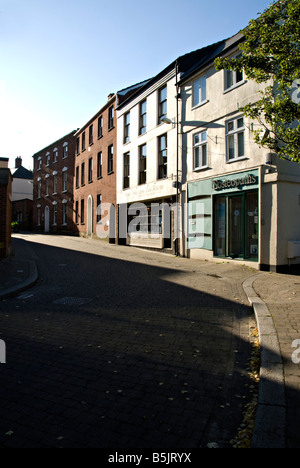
top-left (44, 206), bottom-right (50, 233)
top-left (87, 195), bottom-right (93, 237)
top-left (213, 189), bottom-right (259, 261)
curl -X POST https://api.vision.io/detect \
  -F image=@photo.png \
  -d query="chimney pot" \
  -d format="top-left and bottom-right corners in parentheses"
top-left (15, 157), bottom-right (22, 168)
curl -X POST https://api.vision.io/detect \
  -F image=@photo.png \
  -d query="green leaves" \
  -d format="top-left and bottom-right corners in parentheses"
top-left (215, 0), bottom-right (300, 162)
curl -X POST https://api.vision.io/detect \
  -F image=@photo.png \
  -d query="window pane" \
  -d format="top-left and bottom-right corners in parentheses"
top-left (194, 134), bottom-right (200, 145)
top-left (228, 135), bottom-right (235, 159)
top-left (236, 69), bottom-right (243, 83)
top-left (160, 86), bottom-right (167, 102)
top-left (228, 121), bottom-right (234, 132)
top-left (201, 77), bottom-right (207, 101)
top-left (202, 144), bottom-right (207, 166)
top-left (194, 147), bottom-right (200, 168)
top-left (226, 69), bottom-right (233, 89)
top-left (238, 132), bottom-right (244, 157)
top-left (193, 78), bottom-right (201, 107)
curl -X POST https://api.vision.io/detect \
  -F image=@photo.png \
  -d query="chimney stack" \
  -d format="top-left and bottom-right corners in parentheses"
top-left (0, 158), bottom-right (9, 169)
top-left (15, 157), bottom-right (22, 168)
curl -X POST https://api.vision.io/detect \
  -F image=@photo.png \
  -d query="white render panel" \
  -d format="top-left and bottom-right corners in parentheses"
top-left (117, 73), bottom-right (179, 206)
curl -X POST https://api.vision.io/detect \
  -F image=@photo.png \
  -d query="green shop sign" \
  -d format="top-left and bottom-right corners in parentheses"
top-left (212, 172), bottom-right (259, 192)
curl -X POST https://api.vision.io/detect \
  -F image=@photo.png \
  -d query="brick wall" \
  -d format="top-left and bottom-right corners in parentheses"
top-left (74, 96), bottom-right (117, 242)
top-left (33, 130), bottom-right (78, 233)
top-left (12, 199), bottom-right (33, 231)
top-left (0, 169), bottom-right (12, 258)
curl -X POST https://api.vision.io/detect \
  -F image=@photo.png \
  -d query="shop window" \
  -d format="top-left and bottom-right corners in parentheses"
top-left (214, 191), bottom-right (258, 261)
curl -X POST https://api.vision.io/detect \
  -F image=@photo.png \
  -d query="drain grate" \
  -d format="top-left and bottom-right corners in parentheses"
top-left (53, 297), bottom-right (92, 306)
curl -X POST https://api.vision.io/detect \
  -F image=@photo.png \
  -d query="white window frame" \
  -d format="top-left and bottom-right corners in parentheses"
top-left (53, 171), bottom-right (58, 194)
top-left (62, 200), bottom-right (67, 226)
top-left (53, 201), bottom-right (58, 226)
top-left (193, 131), bottom-right (208, 170)
top-left (224, 54), bottom-right (245, 92)
top-left (226, 116), bottom-right (245, 162)
top-left (63, 170), bottom-right (68, 192)
top-left (192, 76), bottom-right (207, 108)
top-left (45, 174), bottom-right (50, 196)
top-left (37, 177), bottom-right (41, 198)
top-left (63, 142), bottom-right (68, 159)
top-left (124, 112), bottom-right (130, 144)
top-left (53, 148), bottom-right (58, 163)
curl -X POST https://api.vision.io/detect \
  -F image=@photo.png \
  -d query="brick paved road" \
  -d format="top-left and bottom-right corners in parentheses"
top-left (0, 235), bottom-right (257, 448)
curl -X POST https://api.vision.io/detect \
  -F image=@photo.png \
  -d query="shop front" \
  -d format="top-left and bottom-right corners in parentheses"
top-left (119, 197), bottom-right (176, 251)
top-left (187, 169), bottom-right (260, 264)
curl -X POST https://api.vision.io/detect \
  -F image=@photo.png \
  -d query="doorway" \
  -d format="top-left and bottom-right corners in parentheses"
top-left (214, 191), bottom-right (259, 261)
top-left (87, 195), bottom-right (93, 237)
top-left (44, 206), bottom-right (50, 233)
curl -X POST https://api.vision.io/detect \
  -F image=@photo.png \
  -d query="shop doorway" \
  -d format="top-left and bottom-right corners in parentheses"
top-left (87, 195), bottom-right (93, 237)
top-left (44, 206), bottom-right (50, 233)
top-left (214, 191), bottom-right (258, 261)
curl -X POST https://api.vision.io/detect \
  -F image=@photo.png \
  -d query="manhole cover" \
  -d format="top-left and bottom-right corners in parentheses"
top-left (53, 297), bottom-right (92, 306)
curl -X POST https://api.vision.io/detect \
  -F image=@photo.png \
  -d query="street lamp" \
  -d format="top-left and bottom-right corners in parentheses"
top-left (161, 116), bottom-right (175, 127)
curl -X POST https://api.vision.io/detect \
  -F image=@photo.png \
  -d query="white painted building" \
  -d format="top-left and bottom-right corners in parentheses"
top-left (179, 33), bottom-right (300, 271)
top-left (116, 62), bottom-right (180, 251)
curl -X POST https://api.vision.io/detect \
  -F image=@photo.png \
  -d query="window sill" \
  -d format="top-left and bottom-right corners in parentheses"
top-left (107, 171), bottom-right (114, 176)
top-left (191, 99), bottom-right (209, 111)
top-left (193, 165), bottom-right (210, 172)
top-left (226, 156), bottom-right (249, 164)
top-left (223, 80), bottom-right (247, 94)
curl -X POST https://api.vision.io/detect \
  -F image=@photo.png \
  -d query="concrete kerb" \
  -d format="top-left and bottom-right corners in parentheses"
top-left (0, 259), bottom-right (39, 300)
top-left (242, 274), bottom-right (286, 449)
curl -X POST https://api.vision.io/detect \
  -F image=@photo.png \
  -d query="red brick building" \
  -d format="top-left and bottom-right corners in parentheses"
top-left (33, 130), bottom-right (78, 233)
top-left (74, 85), bottom-right (149, 242)
top-left (0, 158), bottom-right (12, 258)
top-left (74, 95), bottom-right (118, 241)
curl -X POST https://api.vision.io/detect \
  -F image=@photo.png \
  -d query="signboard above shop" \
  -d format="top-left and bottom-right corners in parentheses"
top-left (212, 173), bottom-right (259, 192)
top-left (188, 169), bottom-right (260, 200)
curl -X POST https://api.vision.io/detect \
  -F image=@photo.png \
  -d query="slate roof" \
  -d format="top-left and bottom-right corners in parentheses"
top-left (12, 166), bottom-right (33, 180)
top-left (117, 31), bottom-right (244, 110)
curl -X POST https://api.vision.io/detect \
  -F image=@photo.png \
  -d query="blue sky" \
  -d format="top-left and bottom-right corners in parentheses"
top-left (0, 0), bottom-right (273, 169)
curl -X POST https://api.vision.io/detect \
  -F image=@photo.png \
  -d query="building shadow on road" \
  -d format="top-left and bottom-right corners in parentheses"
top-left (0, 237), bottom-right (290, 448)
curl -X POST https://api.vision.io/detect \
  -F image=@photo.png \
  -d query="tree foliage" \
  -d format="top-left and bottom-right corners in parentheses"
top-left (215, 0), bottom-right (300, 162)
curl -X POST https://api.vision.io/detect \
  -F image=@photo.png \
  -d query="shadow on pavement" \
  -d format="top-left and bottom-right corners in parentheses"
top-left (0, 238), bottom-right (286, 448)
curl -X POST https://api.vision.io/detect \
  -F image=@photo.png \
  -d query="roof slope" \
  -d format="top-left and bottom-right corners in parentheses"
top-left (117, 32), bottom-right (244, 110)
top-left (12, 166), bottom-right (33, 180)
